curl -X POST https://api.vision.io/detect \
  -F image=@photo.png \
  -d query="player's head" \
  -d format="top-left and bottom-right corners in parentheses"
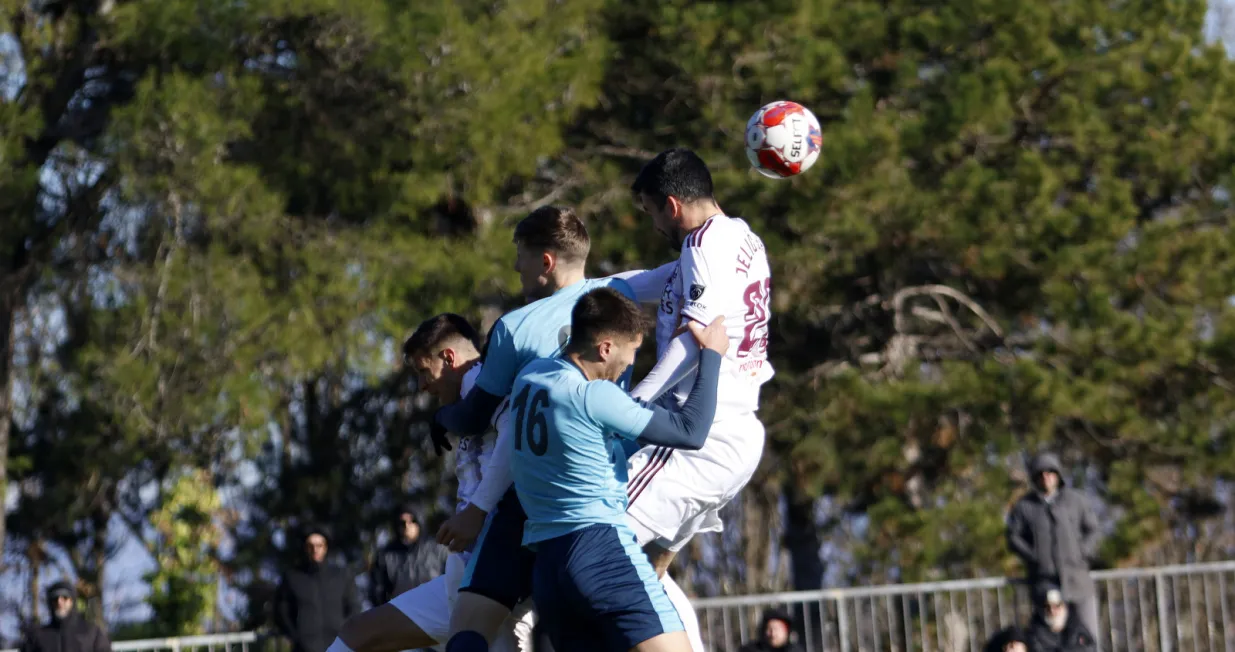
top-left (403, 313), bottom-right (483, 403)
top-left (512, 206), bottom-right (590, 300)
top-left (565, 288), bottom-right (651, 381)
top-left (631, 148), bottom-right (719, 245)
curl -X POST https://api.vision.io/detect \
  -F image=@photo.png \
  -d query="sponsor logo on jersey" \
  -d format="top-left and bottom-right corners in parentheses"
top-left (689, 283), bottom-right (706, 301)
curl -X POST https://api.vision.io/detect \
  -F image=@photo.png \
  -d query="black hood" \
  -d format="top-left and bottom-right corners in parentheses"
top-left (759, 608), bottom-right (794, 636)
top-left (1029, 452), bottom-right (1064, 484)
top-left (45, 580), bottom-right (76, 602)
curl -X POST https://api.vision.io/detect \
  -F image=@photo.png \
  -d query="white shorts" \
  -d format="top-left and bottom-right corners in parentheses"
top-left (625, 411), bottom-right (765, 551)
top-left (389, 552), bottom-right (535, 651)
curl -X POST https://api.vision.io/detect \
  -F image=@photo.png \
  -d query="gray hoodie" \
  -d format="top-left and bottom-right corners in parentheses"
top-left (1006, 453), bottom-right (1102, 600)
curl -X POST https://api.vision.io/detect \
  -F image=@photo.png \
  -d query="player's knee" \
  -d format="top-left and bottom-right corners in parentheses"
top-left (446, 631), bottom-right (489, 652)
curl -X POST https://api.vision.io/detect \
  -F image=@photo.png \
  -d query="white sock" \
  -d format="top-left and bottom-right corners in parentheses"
top-left (326, 638), bottom-right (355, 652)
top-left (661, 573), bottom-right (705, 652)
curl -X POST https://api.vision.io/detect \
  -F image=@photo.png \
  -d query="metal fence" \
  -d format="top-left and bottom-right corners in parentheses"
top-left (1, 632), bottom-right (259, 652)
top-left (693, 561), bottom-right (1235, 652)
top-left (6, 562), bottom-right (1235, 652)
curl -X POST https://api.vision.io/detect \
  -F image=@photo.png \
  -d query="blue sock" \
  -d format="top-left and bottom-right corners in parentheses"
top-left (445, 631), bottom-right (488, 652)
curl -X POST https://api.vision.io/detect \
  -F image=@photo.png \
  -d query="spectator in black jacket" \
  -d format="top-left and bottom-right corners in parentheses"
top-left (21, 581), bottom-right (111, 652)
top-left (367, 506), bottom-right (448, 606)
top-left (984, 626), bottom-right (1030, 652)
top-left (738, 608), bottom-right (804, 652)
top-left (1029, 587), bottom-right (1097, 652)
top-left (274, 527), bottom-right (361, 652)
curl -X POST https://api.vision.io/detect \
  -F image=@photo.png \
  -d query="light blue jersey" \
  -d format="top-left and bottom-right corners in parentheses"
top-left (473, 278), bottom-right (637, 399)
top-left (509, 357), bottom-right (656, 545)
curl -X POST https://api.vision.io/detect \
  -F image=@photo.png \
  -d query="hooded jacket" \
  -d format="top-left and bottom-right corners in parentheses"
top-left (1028, 603), bottom-right (1097, 652)
top-left (367, 534), bottom-right (449, 605)
top-left (1006, 453), bottom-right (1102, 600)
top-left (738, 609), bottom-right (805, 652)
top-left (21, 582), bottom-right (111, 652)
top-left (983, 626), bottom-right (1030, 652)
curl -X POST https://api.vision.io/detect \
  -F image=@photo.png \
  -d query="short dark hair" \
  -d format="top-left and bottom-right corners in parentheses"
top-left (631, 148), bottom-right (714, 208)
top-left (403, 313), bottom-right (482, 361)
top-left (513, 206), bottom-right (590, 264)
top-left (565, 288), bottom-right (651, 354)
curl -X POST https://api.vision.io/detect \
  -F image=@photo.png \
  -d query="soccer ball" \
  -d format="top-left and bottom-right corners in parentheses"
top-left (744, 101), bottom-right (823, 179)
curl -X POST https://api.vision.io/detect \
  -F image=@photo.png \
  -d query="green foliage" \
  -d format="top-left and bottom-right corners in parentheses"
top-left (6, 0), bottom-right (1235, 634)
top-left (144, 471), bottom-right (222, 635)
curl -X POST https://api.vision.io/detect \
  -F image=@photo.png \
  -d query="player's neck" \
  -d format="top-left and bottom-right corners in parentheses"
top-left (548, 268), bottom-right (586, 293)
top-left (566, 352), bottom-right (605, 382)
top-left (681, 202), bottom-right (724, 234)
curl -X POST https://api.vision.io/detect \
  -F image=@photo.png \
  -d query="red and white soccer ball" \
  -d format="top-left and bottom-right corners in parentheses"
top-left (744, 100), bottom-right (823, 179)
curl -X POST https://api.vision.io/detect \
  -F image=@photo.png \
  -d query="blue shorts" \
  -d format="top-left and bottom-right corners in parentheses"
top-left (459, 488), bottom-right (535, 609)
top-left (532, 522), bottom-right (683, 651)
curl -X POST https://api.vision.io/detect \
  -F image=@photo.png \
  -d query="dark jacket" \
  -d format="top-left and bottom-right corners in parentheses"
top-left (738, 609), bottom-right (805, 652)
top-left (20, 613), bottom-right (111, 652)
top-left (1029, 606), bottom-right (1097, 652)
top-left (273, 562), bottom-right (360, 652)
top-left (984, 626), bottom-right (1030, 652)
top-left (368, 537), bottom-right (449, 605)
top-left (1007, 453), bottom-right (1102, 600)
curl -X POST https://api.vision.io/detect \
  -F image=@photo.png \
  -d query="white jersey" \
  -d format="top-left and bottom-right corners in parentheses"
top-left (455, 365), bottom-right (510, 512)
top-left (656, 215), bottom-right (774, 416)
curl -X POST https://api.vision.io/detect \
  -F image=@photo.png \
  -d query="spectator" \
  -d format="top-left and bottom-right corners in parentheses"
top-left (274, 527), bottom-right (361, 652)
top-left (738, 608), bottom-right (803, 652)
top-left (20, 581), bottom-right (111, 652)
top-left (367, 505), bottom-right (449, 606)
top-left (1029, 587), bottom-right (1097, 652)
top-left (983, 626), bottom-right (1030, 652)
top-left (1007, 451), bottom-right (1102, 639)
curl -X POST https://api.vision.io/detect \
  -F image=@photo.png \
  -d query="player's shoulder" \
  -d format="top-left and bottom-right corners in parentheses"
top-left (681, 215), bottom-right (758, 254)
top-left (581, 377), bottom-right (631, 407)
top-left (495, 299), bottom-right (540, 331)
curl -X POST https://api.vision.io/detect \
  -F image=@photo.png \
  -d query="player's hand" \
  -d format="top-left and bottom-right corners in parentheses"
top-left (688, 316), bottom-right (728, 355)
top-left (437, 503), bottom-right (487, 553)
top-left (429, 416), bottom-right (453, 456)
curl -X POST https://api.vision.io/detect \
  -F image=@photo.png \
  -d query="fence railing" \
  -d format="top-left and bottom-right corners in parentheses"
top-left (693, 561), bottom-right (1235, 652)
top-left (6, 562), bottom-right (1234, 652)
top-left (1, 631), bottom-right (259, 652)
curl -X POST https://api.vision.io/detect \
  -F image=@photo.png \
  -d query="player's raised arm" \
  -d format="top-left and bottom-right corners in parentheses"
top-left (590, 316), bottom-right (729, 451)
top-left (607, 260), bottom-right (678, 304)
top-left (628, 230), bottom-right (721, 404)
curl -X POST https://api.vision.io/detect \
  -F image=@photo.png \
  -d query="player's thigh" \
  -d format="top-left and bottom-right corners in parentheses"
top-left (625, 448), bottom-right (734, 551)
top-left (548, 524), bottom-right (685, 651)
top-left (627, 417), bottom-right (765, 550)
top-left (338, 603), bottom-right (435, 652)
top-left (632, 631), bottom-right (694, 652)
top-left (455, 489), bottom-right (535, 636)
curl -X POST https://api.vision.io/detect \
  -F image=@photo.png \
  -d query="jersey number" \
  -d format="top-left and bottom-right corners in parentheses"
top-left (738, 278), bottom-right (772, 358)
top-left (512, 386), bottom-right (550, 456)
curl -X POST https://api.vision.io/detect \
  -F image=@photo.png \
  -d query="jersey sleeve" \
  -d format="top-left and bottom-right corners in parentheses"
top-left (473, 319), bottom-right (519, 396)
top-left (603, 277), bottom-right (638, 302)
top-left (607, 262), bottom-right (676, 304)
top-left (583, 381), bottom-right (655, 440)
top-left (678, 237), bottom-right (721, 324)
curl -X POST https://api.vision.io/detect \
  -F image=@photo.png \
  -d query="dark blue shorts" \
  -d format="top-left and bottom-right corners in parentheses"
top-left (459, 488), bottom-right (535, 609)
top-left (532, 522), bottom-right (684, 651)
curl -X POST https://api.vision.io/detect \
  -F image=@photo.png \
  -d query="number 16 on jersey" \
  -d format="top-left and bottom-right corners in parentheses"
top-left (512, 385), bottom-right (550, 456)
